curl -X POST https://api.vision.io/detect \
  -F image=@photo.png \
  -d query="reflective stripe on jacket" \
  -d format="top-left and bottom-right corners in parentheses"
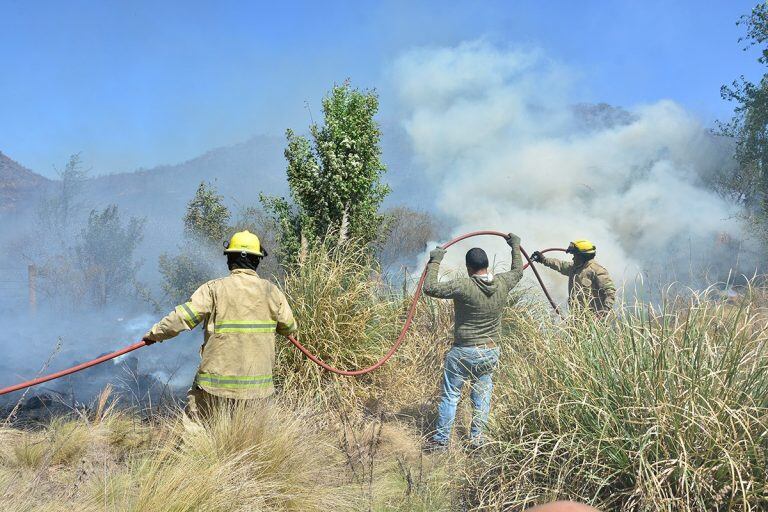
top-left (540, 257), bottom-right (616, 314)
top-left (144, 268), bottom-right (297, 399)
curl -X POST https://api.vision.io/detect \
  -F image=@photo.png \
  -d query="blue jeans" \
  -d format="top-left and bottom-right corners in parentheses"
top-left (433, 345), bottom-right (500, 444)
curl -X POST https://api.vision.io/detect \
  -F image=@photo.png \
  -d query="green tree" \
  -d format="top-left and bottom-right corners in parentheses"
top-left (32, 156), bottom-right (147, 310)
top-left (718, 3), bottom-right (768, 232)
top-left (184, 182), bottom-right (231, 244)
top-left (74, 205), bottom-right (145, 306)
top-left (262, 80), bottom-right (390, 262)
top-left (376, 207), bottom-right (443, 271)
top-left (157, 252), bottom-right (214, 305)
top-left (38, 153), bottom-right (89, 239)
top-left (158, 182), bottom-right (231, 304)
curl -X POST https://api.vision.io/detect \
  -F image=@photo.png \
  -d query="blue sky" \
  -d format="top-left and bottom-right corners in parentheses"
top-left (1, 0), bottom-right (764, 177)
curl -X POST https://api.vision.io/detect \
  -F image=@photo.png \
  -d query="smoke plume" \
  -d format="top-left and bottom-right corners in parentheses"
top-left (392, 41), bottom-right (756, 298)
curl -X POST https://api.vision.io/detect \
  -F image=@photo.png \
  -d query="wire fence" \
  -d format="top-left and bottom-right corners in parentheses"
top-left (0, 266), bottom-right (32, 306)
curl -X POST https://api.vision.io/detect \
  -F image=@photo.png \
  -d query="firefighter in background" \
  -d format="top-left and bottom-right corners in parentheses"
top-left (530, 239), bottom-right (616, 316)
top-left (142, 230), bottom-right (297, 417)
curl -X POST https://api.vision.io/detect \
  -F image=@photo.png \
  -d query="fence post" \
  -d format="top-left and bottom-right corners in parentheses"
top-left (28, 264), bottom-right (37, 315)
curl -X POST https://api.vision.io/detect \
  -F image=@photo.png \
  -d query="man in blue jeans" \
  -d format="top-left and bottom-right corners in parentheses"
top-left (423, 233), bottom-right (523, 451)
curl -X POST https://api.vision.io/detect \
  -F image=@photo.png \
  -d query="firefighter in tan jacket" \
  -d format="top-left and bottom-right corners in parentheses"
top-left (142, 230), bottom-right (297, 416)
top-left (530, 239), bottom-right (616, 316)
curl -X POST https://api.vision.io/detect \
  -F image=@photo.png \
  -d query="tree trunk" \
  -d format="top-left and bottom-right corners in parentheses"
top-left (299, 232), bottom-right (308, 265)
top-left (338, 205), bottom-right (349, 246)
top-left (28, 264), bottom-right (37, 315)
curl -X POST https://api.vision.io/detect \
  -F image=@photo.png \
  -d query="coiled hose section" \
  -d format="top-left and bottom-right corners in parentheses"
top-left (0, 230), bottom-right (564, 394)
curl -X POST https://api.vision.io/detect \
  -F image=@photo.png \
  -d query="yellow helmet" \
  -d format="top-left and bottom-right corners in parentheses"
top-left (223, 230), bottom-right (264, 256)
top-left (566, 239), bottom-right (596, 256)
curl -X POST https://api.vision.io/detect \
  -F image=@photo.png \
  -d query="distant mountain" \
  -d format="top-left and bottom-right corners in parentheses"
top-left (571, 103), bottom-right (637, 132)
top-left (82, 129), bottom-right (427, 221)
top-left (82, 135), bottom-right (289, 222)
top-left (1, 127), bottom-right (428, 223)
top-left (0, 151), bottom-right (49, 213)
top-left (0, 102), bottom-right (671, 221)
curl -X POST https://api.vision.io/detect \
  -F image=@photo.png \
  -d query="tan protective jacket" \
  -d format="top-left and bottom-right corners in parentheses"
top-left (540, 257), bottom-right (616, 315)
top-left (144, 269), bottom-right (297, 399)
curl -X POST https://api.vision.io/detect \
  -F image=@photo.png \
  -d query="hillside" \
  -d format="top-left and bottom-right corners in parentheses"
top-left (0, 151), bottom-right (49, 213)
top-left (0, 128), bottom-right (429, 225)
top-left (82, 135), bottom-right (288, 222)
top-left (0, 104), bottom-right (643, 222)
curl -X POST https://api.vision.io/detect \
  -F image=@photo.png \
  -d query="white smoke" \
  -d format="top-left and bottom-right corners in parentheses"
top-left (392, 41), bottom-right (755, 297)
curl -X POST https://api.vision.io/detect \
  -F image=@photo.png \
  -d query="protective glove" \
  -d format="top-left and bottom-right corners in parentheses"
top-left (505, 233), bottom-right (521, 247)
top-left (429, 246), bottom-right (447, 262)
top-left (530, 251), bottom-right (544, 263)
top-left (142, 335), bottom-right (158, 346)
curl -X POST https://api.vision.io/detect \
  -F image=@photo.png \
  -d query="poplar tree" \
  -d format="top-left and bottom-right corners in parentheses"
top-left (262, 80), bottom-right (389, 262)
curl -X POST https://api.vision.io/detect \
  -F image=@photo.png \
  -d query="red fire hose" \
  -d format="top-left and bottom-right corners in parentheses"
top-left (0, 341), bottom-right (148, 396)
top-left (286, 231), bottom-right (564, 375)
top-left (0, 231), bottom-right (564, 394)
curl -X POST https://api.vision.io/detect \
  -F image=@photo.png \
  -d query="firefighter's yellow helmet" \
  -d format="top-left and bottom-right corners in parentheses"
top-left (223, 230), bottom-right (263, 256)
top-left (566, 239), bottom-right (596, 256)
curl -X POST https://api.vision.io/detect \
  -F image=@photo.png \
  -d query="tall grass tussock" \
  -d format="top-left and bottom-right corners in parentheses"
top-left (0, 394), bottom-right (358, 511)
top-left (470, 291), bottom-right (768, 511)
top-left (276, 241), bottom-right (403, 405)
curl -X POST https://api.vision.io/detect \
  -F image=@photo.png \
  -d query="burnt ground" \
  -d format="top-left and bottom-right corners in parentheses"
top-left (1, 354), bottom-right (185, 426)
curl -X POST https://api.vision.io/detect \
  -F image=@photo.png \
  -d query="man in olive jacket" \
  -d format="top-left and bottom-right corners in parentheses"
top-left (423, 233), bottom-right (523, 450)
top-left (531, 239), bottom-right (615, 316)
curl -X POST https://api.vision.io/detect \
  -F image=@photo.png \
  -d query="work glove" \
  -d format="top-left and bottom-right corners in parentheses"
top-left (505, 233), bottom-right (521, 247)
top-left (142, 336), bottom-right (158, 346)
top-left (530, 251), bottom-right (544, 263)
top-left (429, 246), bottom-right (447, 262)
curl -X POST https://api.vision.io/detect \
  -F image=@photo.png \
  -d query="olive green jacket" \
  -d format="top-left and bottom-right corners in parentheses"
top-left (539, 257), bottom-right (616, 314)
top-left (423, 242), bottom-right (523, 347)
top-left (144, 269), bottom-right (297, 399)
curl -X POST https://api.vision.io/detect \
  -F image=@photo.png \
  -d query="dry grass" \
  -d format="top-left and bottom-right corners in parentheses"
top-left (105, 401), bottom-right (357, 511)
top-left (3, 247), bottom-right (767, 511)
top-left (0, 397), bottom-right (368, 511)
top-left (0, 383), bottom-right (444, 511)
top-left (337, 413), bottom-right (461, 511)
top-left (468, 291), bottom-right (768, 511)
top-left (276, 241), bottom-right (405, 408)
